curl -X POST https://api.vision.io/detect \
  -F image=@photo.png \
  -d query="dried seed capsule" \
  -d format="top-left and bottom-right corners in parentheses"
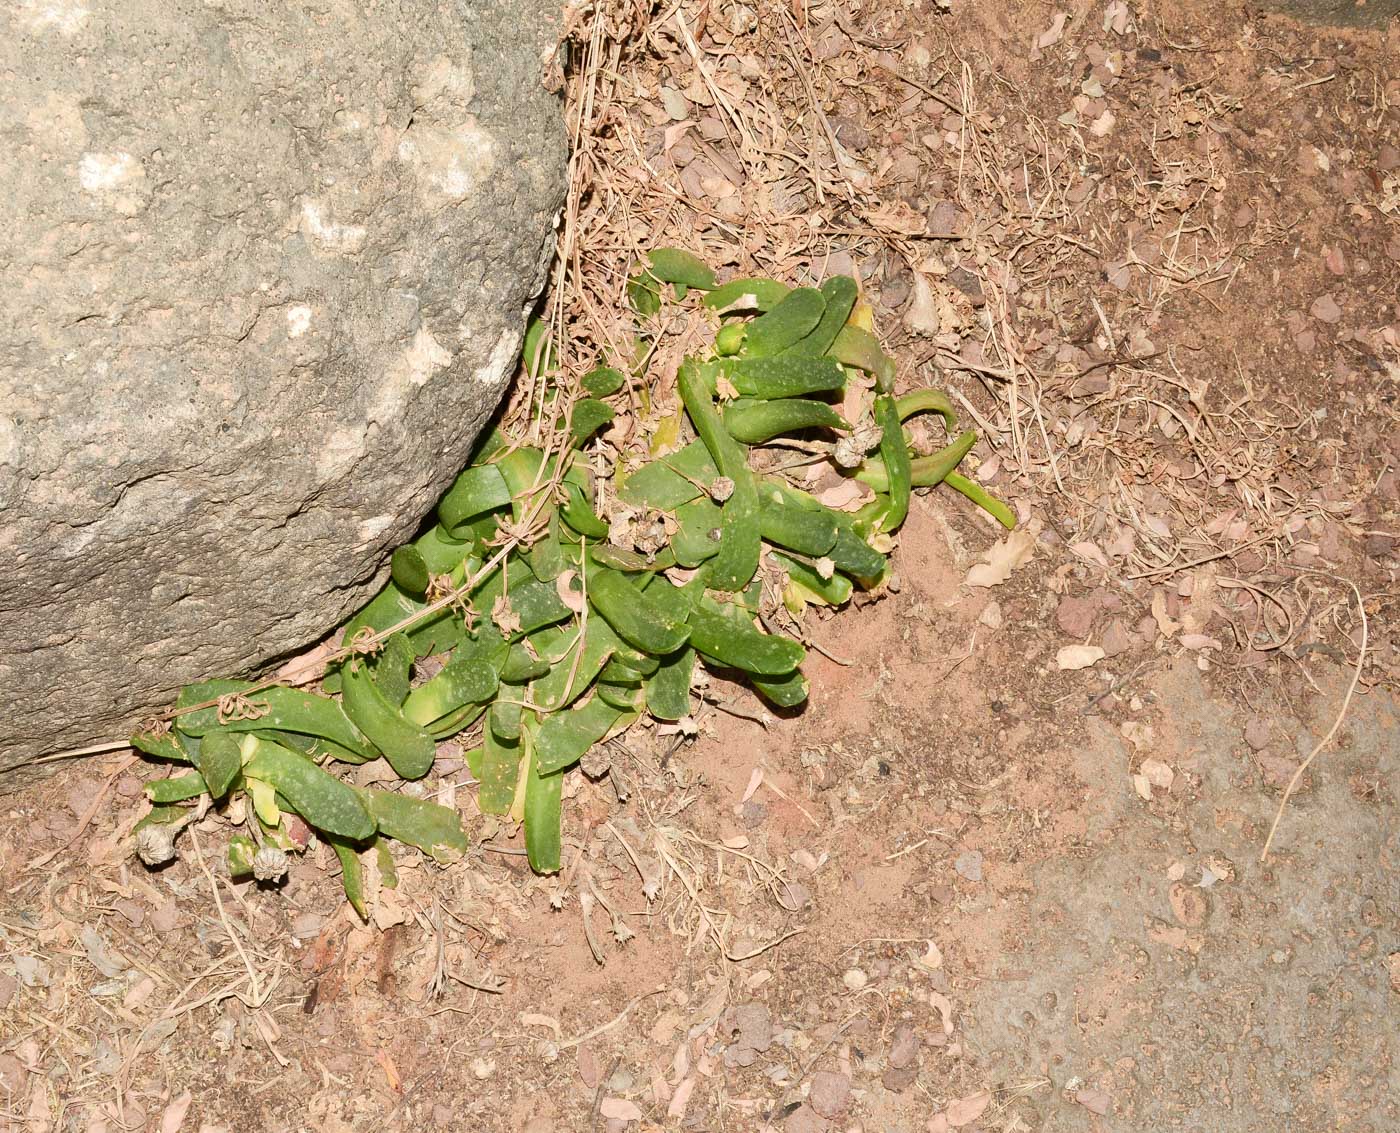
top-left (135, 823), bottom-right (180, 867)
top-left (252, 846), bottom-right (290, 883)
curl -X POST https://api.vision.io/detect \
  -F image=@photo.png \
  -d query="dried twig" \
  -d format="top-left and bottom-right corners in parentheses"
top-left (1259, 574), bottom-right (1368, 862)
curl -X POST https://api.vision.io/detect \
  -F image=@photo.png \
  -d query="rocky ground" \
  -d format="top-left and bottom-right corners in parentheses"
top-left (3, 1), bottom-right (1397, 1130)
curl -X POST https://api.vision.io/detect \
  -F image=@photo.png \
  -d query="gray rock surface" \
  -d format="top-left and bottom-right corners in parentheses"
top-left (0, 0), bottom-right (566, 783)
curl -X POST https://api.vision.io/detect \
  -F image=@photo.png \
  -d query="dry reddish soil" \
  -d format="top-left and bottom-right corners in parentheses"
top-left (3, 2), bottom-right (1397, 1132)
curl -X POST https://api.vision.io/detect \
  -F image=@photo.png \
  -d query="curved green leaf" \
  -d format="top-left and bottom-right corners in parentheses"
top-left (341, 659), bottom-right (436, 780)
top-left (243, 739), bottom-right (375, 841)
top-left (647, 247), bottom-right (716, 290)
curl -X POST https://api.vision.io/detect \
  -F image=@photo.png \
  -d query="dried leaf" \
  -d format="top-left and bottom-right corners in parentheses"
top-left (80, 927), bottom-right (127, 979)
top-left (491, 593), bottom-right (522, 637)
top-left (965, 528), bottom-right (1036, 587)
top-left (1056, 645), bottom-right (1104, 670)
top-left (904, 273), bottom-right (941, 336)
top-left (1069, 540), bottom-right (1109, 568)
top-left (375, 1047), bottom-right (402, 1092)
top-left (556, 571), bottom-right (584, 614)
top-left (865, 199), bottom-right (928, 236)
top-left (916, 940), bottom-right (944, 971)
top-left (273, 634), bottom-right (340, 684)
top-left (658, 86), bottom-right (688, 121)
top-left (662, 120), bottom-right (692, 152)
top-left (945, 1091), bottom-right (992, 1126)
top-left (1139, 758), bottom-right (1174, 790)
top-left (372, 885), bottom-right (410, 931)
top-left (1036, 13), bottom-right (1068, 49)
top-left (520, 1012), bottom-right (561, 1038)
top-left (817, 478), bottom-right (872, 511)
top-left (1150, 591), bottom-right (1180, 637)
top-left (1089, 109), bottom-right (1116, 137)
top-left (1310, 293), bottom-right (1342, 323)
top-left (159, 1091), bottom-right (193, 1133)
top-left (1076, 1086), bottom-right (1112, 1115)
top-left (929, 990), bottom-right (955, 1034)
top-left (599, 1098), bottom-right (643, 1122)
top-left (667, 1077), bottom-right (696, 1119)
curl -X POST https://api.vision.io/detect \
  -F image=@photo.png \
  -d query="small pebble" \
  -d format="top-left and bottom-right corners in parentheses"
top-left (808, 1070), bottom-right (851, 1117)
top-left (114, 774), bottom-right (145, 799)
top-left (739, 800), bottom-right (768, 828)
top-left (1100, 618), bottom-right (1135, 658)
top-left (778, 881), bottom-right (812, 911)
top-left (1310, 293), bottom-right (1342, 324)
top-left (888, 1022), bottom-right (921, 1069)
top-left (577, 1045), bottom-right (600, 1089)
top-left (843, 968), bottom-right (868, 991)
top-left (734, 1002), bottom-right (774, 1050)
top-left (883, 1064), bottom-right (919, 1091)
top-left (954, 849), bottom-right (984, 882)
top-left (783, 1103), bottom-right (830, 1133)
